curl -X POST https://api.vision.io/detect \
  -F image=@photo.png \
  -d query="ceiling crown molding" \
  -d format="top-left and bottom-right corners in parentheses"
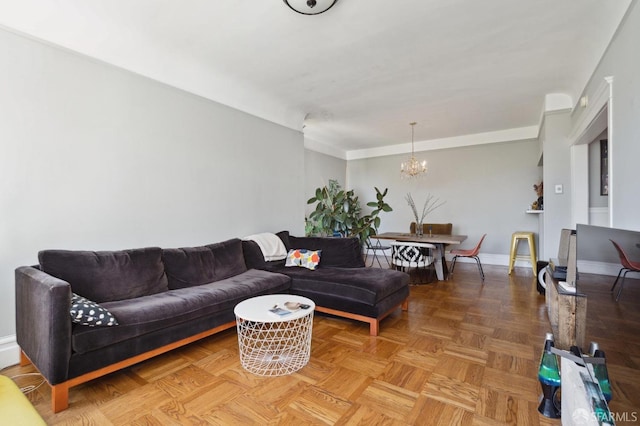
top-left (346, 126), bottom-right (539, 161)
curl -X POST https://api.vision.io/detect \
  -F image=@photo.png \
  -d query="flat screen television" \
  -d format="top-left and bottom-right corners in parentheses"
top-left (575, 224), bottom-right (640, 348)
top-left (576, 223), bottom-right (640, 287)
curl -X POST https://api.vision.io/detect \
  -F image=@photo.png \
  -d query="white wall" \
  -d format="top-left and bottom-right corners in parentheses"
top-left (571, 2), bottom-right (640, 231)
top-left (542, 110), bottom-right (573, 259)
top-left (304, 149), bottom-right (346, 218)
top-left (0, 29), bottom-right (305, 343)
top-left (347, 139), bottom-right (541, 260)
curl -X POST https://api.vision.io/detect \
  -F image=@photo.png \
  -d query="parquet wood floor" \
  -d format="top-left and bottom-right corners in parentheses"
top-left (3, 264), bottom-right (639, 425)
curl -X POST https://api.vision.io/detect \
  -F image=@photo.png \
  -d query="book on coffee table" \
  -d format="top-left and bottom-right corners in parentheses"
top-left (268, 306), bottom-right (293, 317)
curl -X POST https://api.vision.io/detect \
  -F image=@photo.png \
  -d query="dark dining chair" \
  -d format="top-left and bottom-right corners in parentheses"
top-left (450, 234), bottom-right (487, 281)
top-left (610, 239), bottom-right (640, 301)
top-left (410, 222), bottom-right (452, 235)
top-left (365, 236), bottom-right (391, 268)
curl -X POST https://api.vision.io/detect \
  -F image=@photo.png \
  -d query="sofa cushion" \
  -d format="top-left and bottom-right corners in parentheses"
top-left (276, 231), bottom-right (291, 251)
top-left (205, 239), bottom-right (247, 281)
top-left (295, 284), bottom-right (410, 319)
top-left (162, 246), bottom-right (217, 289)
top-left (71, 269), bottom-right (291, 354)
top-left (243, 232), bottom-right (291, 270)
top-left (242, 240), bottom-right (267, 270)
top-left (288, 236), bottom-right (365, 268)
top-left (39, 247), bottom-right (168, 303)
top-left (70, 293), bottom-right (118, 327)
top-left (273, 264), bottom-right (407, 306)
top-left (244, 233), bottom-right (287, 261)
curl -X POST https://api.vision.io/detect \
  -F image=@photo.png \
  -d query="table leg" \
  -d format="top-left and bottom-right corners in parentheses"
top-left (433, 244), bottom-right (447, 280)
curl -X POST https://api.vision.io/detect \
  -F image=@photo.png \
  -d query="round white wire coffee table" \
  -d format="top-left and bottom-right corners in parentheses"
top-left (234, 294), bottom-right (315, 376)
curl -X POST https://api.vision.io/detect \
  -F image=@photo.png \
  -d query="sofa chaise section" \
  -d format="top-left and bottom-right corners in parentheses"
top-left (243, 232), bottom-right (410, 336)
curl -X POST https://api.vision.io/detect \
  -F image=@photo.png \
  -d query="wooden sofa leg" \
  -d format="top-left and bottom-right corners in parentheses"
top-left (369, 320), bottom-right (379, 336)
top-left (20, 350), bottom-right (31, 366)
top-left (20, 349), bottom-right (69, 413)
top-left (401, 298), bottom-right (409, 311)
top-left (52, 383), bottom-right (69, 413)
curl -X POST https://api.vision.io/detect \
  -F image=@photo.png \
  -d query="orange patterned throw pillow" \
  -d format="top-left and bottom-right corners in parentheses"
top-left (285, 249), bottom-right (321, 270)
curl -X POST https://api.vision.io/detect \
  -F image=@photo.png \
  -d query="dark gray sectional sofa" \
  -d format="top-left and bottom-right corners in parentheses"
top-left (15, 233), bottom-right (409, 413)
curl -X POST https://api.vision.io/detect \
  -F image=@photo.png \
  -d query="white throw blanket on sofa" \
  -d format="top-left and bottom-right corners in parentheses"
top-left (244, 233), bottom-right (287, 261)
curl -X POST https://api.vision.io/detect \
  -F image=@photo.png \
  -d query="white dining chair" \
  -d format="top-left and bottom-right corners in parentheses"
top-left (390, 241), bottom-right (436, 284)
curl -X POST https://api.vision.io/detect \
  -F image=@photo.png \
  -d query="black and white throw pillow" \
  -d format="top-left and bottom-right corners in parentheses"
top-left (70, 293), bottom-right (119, 327)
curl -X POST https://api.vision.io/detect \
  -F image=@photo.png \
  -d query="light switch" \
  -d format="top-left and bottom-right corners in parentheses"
top-left (555, 184), bottom-right (563, 194)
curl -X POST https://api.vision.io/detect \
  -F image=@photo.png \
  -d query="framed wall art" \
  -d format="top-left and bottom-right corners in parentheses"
top-left (600, 139), bottom-right (608, 196)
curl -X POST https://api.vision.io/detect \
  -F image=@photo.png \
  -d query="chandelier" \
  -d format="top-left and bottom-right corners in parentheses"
top-left (400, 122), bottom-right (427, 179)
top-left (283, 0), bottom-right (339, 15)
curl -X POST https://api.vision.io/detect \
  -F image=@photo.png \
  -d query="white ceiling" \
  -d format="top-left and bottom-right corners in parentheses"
top-left (0, 0), bottom-right (632, 157)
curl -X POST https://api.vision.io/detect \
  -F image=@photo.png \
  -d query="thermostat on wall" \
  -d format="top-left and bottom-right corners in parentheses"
top-left (555, 184), bottom-right (563, 194)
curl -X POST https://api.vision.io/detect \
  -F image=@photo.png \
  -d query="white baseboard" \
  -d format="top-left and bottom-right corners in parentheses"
top-left (0, 335), bottom-right (20, 370)
top-left (445, 253), bottom-right (632, 278)
top-left (445, 253), bottom-right (532, 268)
top-left (577, 259), bottom-right (640, 278)
top-left (374, 248), bottom-right (554, 270)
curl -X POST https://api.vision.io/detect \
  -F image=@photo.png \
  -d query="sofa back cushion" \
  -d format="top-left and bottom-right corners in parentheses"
top-left (275, 231), bottom-right (291, 251)
top-left (162, 246), bottom-right (217, 289)
top-left (288, 236), bottom-right (365, 268)
top-left (163, 239), bottom-right (248, 289)
top-left (242, 240), bottom-right (267, 270)
top-left (242, 231), bottom-right (291, 270)
top-left (205, 238), bottom-right (247, 281)
top-left (38, 247), bottom-right (168, 303)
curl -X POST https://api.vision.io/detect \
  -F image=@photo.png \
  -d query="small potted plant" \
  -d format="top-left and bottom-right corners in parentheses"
top-left (405, 193), bottom-right (445, 236)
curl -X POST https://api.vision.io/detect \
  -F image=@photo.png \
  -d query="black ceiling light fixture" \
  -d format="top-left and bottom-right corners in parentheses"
top-left (283, 0), bottom-right (339, 15)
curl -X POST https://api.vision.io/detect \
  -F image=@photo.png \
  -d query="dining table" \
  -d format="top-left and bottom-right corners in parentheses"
top-left (374, 232), bottom-right (467, 280)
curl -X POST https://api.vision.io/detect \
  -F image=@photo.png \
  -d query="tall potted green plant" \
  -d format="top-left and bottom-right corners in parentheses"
top-left (306, 180), bottom-right (392, 244)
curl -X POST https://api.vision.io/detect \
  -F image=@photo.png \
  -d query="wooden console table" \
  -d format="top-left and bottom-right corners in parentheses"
top-left (544, 232), bottom-right (587, 350)
top-left (545, 272), bottom-right (587, 350)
